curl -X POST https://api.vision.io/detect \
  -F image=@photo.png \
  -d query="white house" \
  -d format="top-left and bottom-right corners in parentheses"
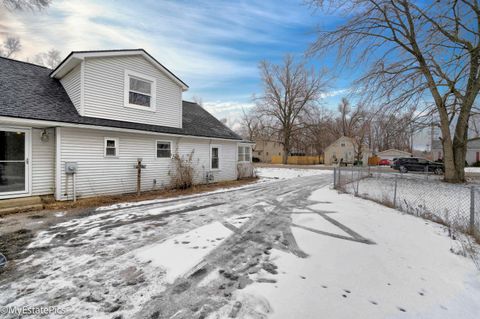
top-left (376, 149), bottom-right (412, 161)
top-left (431, 139), bottom-right (480, 165)
top-left (0, 49), bottom-right (252, 201)
top-left (324, 136), bottom-right (371, 166)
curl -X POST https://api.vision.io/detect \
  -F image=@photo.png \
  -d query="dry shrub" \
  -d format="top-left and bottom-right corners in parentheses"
top-left (169, 150), bottom-right (197, 190)
top-left (237, 163), bottom-right (256, 179)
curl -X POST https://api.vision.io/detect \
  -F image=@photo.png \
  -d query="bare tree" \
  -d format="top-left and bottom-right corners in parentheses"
top-left (0, 36), bottom-right (21, 58)
top-left (32, 49), bottom-right (62, 68)
top-left (2, 0), bottom-right (51, 10)
top-left (255, 55), bottom-right (326, 164)
top-left (309, 0), bottom-right (480, 183)
top-left (239, 108), bottom-right (261, 141)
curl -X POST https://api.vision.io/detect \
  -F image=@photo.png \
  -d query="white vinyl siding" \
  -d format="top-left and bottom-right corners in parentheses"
top-left (83, 55), bottom-right (182, 128)
top-left (57, 127), bottom-right (238, 200)
top-left (60, 64), bottom-right (82, 113)
top-left (31, 128), bottom-right (55, 195)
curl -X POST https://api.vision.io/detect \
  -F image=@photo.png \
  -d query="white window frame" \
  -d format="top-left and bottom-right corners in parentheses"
top-left (238, 145), bottom-right (252, 163)
top-left (104, 137), bottom-right (119, 158)
top-left (124, 69), bottom-right (156, 111)
top-left (155, 140), bottom-right (172, 159)
top-left (210, 144), bottom-right (221, 170)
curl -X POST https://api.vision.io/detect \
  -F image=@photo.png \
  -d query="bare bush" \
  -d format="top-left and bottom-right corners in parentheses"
top-left (169, 150), bottom-right (197, 190)
top-left (237, 163), bottom-right (256, 180)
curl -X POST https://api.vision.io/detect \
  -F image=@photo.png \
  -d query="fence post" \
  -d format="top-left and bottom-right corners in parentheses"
top-left (333, 167), bottom-right (337, 189)
top-left (470, 186), bottom-right (475, 233)
top-left (338, 166), bottom-right (341, 188)
top-left (425, 165), bottom-right (429, 180)
top-left (393, 174), bottom-right (398, 208)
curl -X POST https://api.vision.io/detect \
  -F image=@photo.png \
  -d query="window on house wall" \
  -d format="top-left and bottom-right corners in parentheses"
top-left (238, 146), bottom-right (251, 162)
top-left (156, 141), bottom-right (171, 158)
top-left (124, 70), bottom-right (156, 110)
top-left (104, 138), bottom-right (118, 157)
top-left (211, 145), bottom-right (220, 170)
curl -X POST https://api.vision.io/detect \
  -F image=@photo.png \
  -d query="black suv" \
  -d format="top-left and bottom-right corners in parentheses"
top-left (391, 157), bottom-right (444, 174)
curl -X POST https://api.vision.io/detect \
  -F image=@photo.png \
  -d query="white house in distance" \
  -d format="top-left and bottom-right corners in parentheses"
top-left (324, 136), bottom-right (370, 166)
top-left (376, 149), bottom-right (412, 161)
top-left (431, 139), bottom-right (480, 165)
top-left (0, 49), bottom-right (252, 201)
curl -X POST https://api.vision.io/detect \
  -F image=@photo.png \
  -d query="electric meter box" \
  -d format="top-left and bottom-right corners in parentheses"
top-left (65, 162), bottom-right (78, 174)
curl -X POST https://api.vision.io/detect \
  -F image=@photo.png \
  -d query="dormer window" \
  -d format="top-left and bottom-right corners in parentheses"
top-left (124, 70), bottom-right (156, 111)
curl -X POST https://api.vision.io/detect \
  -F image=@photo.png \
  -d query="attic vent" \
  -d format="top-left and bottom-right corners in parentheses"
top-left (0, 253), bottom-right (6, 269)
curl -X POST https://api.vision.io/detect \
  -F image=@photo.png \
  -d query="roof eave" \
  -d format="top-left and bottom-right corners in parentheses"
top-left (50, 49), bottom-right (189, 91)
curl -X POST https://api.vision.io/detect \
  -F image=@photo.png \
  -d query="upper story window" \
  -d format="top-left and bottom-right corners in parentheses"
top-left (124, 70), bottom-right (156, 111)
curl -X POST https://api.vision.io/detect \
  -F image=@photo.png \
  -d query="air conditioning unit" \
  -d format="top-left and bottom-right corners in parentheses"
top-left (206, 171), bottom-right (215, 183)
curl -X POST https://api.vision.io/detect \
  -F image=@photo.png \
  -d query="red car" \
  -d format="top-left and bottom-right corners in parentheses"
top-left (378, 159), bottom-right (391, 166)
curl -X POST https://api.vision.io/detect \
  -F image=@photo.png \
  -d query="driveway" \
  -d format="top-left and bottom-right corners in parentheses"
top-left (0, 169), bottom-right (479, 319)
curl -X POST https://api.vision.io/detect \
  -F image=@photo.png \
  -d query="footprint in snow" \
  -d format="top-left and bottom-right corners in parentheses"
top-left (321, 285), bottom-right (328, 289)
top-left (344, 289), bottom-right (351, 294)
top-left (397, 307), bottom-right (406, 312)
top-left (369, 301), bottom-right (378, 305)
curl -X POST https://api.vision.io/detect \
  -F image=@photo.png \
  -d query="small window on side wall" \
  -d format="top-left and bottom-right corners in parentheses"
top-left (211, 146), bottom-right (220, 170)
top-left (156, 141), bottom-right (171, 158)
top-left (104, 138), bottom-right (118, 157)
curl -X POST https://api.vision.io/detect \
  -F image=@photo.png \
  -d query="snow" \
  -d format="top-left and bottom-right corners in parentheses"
top-left (341, 173), bottom-right (475, 233)
top-left (256, 167), bottom-right (332, 180)
top-left (292, 213), bottom-right (350, 237)
top-left (226, 187), bottom-right (480, 319)
top-left (465, 167), bottom-right (480, 173)
top-left (135, 221), bottom-right (232, 283)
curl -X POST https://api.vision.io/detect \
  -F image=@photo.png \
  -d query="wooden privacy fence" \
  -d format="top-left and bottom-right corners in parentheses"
top-left (271, 155), bottom-right (323, 165)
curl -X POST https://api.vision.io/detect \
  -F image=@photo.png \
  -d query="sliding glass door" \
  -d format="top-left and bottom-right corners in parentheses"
top-left (0, 128), bottom-right (29, 197)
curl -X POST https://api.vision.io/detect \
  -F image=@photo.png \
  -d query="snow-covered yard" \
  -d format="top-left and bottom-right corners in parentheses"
top-left (255, 166), bottom-right (332, 179)
top-left (0, 167), bottom-right (479, 319)
top-left (338, 170), bottom-right (480, 236)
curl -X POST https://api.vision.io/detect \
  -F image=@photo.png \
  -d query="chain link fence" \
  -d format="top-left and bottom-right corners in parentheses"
top-left (333, 166), bottom-right (480, 241)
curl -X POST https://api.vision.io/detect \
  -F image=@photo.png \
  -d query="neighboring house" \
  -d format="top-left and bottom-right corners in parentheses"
top-left (252, 139), bottom-right (284, 163)
top-left (0, 49), bottom-right (252, 201)
top-left (376, 149), bottom-right (412, 161)
top-left (431, 139), bottom-right (480, 165)
top-left (324, 136), bottom-right (371, 166)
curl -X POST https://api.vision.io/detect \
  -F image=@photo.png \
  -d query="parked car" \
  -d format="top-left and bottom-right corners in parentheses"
top-left (378, 159), bottom-right (391, 166)
top-left (391, 157), bottom-right (444, 174)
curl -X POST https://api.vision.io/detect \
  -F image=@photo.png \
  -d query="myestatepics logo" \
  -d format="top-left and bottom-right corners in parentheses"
top-left (0, 306), bottom-right (66, 316)
top-left (0, 253), bottom-right (6, 269)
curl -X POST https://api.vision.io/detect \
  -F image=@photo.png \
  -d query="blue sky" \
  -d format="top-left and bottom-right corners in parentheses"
top-left (0, 0), bottom-right (355, 130)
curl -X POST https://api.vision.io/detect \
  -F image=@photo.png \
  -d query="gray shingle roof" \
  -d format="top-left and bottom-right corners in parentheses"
top-left (0, 57), bottom-right (241, 140)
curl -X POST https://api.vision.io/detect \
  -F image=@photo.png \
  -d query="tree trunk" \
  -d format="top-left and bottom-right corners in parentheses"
top-left (282, 132), bottom-right (290, 165)
top-left (441, 125), bottom-right (467, 183)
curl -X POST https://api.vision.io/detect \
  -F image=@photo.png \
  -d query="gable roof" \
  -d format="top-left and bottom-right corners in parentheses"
top-left (50, 49), bottom-right (189, 91)
top-left (0, 56), bottom-right (241, 141)
top-left (377, 149), bottom-right (411, 156)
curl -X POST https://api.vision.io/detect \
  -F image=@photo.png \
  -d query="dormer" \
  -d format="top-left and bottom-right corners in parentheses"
top-left (51, 49), bottom-right (188, 128)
